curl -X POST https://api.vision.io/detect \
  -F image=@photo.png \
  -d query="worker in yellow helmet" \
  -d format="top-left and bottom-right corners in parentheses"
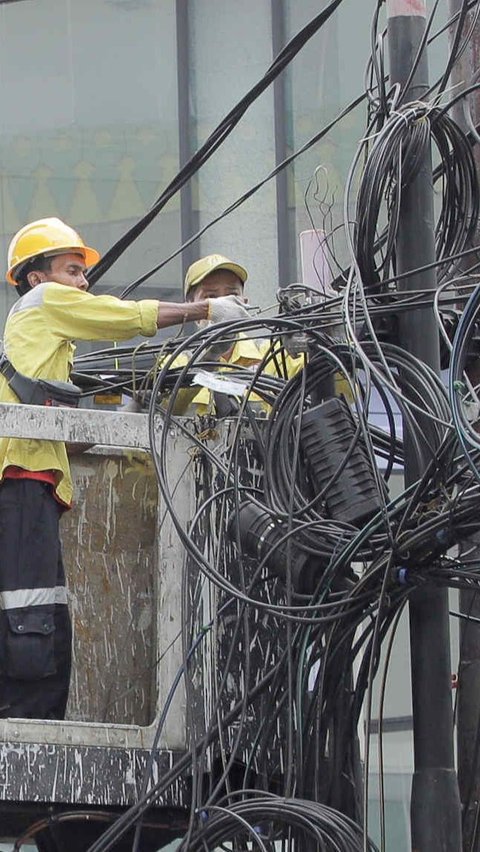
top-left (162, 253), bottom-right (303, 416)
top-left (0, 220), bottom-right (251, 721)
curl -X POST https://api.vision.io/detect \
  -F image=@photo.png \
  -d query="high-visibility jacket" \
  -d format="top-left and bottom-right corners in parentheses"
top-left (0, 282), bottom-right (159, 506)
top-left (162, 334), bottom-right (305, 415)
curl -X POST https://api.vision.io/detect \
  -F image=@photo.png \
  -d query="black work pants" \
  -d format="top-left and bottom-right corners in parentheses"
top-left (0, 478), bottom-right (72, 719)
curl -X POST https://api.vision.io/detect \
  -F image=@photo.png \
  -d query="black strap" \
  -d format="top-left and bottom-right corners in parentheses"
top-left (0, 357), bottom-right (16, 383)
top-left (0, 357), bottom-right (81, 407)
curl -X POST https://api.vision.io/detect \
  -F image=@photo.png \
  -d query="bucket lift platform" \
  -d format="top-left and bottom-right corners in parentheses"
top-left (0, 404), bottom-right (193, 846)
top-left (0, 403), bottom-right (285, 849)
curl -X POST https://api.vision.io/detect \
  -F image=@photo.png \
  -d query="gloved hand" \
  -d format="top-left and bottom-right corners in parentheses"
top-left (206, 294), bottom-right (252, 324)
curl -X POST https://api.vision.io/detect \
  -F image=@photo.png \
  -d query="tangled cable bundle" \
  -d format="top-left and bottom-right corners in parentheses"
top-left (185, 795), bottom-right (380, 851)
top-left (353, 102), bottom-right (479, 293)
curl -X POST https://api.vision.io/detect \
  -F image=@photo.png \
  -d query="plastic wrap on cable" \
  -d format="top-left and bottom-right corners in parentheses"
top-left (277, 283), bottom-right (318, 357)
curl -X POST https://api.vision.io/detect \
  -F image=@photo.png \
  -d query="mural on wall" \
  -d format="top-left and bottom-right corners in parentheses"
top-left (0, 123), bottom-right (180, 235)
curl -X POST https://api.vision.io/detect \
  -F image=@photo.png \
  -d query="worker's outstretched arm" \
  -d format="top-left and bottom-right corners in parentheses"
top-left (156, 295), bottom-right (251, 329)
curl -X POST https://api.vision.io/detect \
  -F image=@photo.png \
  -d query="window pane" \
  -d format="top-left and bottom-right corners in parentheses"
top-left (188, 0), bottom-right (279, 304)
top-left (0, 0), bottom-right (180, 328)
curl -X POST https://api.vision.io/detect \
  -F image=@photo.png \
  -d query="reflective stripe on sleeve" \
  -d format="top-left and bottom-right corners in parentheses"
top-left (8, 283), bottom-right (47, 317)
top-left (0, 586), bottom-right (68, 609)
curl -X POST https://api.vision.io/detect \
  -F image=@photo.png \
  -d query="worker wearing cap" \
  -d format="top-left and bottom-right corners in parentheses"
top-left (163, 253), bottom-right (303, 416)
top-left (0, 220), bottom-right (250, 720)
top-left (185, 253), bottom-right (248, 302)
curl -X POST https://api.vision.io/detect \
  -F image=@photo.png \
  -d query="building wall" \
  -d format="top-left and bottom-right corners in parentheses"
top-left (0, 0), bottom-right (449, 321)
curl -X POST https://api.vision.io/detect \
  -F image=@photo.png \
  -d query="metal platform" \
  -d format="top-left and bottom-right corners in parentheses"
top-left (0, 403), bottom-right (290, 845)
top-left (0, 404), bottom-right (191, 836)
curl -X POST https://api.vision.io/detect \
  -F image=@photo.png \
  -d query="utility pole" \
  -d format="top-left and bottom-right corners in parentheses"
top-left (386, 1), bottom-right (462, 849)
top-left (448, 3), bottom-right (480, 848)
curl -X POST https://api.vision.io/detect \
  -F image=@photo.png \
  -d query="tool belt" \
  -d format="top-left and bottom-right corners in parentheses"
top-left (0, 357), bottom-right (82, 408)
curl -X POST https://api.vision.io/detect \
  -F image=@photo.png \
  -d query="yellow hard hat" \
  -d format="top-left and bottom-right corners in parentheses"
top-left (6, 217), bottom-right (101, 285)
top-left (184, 253), bottom-right (248, 296)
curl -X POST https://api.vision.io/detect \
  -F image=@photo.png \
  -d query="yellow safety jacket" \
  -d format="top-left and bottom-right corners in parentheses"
top-left (162, 335), bottom-right (305, 416)
top-left (0, 282), bottom-right (159, 506)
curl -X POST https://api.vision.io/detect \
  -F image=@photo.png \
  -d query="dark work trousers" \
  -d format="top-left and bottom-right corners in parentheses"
top-left (0, 478), bottom-right (72, 719)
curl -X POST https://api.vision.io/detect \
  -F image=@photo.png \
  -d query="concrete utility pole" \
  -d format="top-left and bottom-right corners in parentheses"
top-left (386, 1), bottom-right (462, 849)
top-left (448, 2), bottom-right (480, 848)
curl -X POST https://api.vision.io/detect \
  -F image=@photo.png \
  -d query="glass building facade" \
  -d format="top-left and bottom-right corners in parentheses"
top-left (0, 1), bottom-right (453, 848)
top-left (0, 0), bottom-right (407, 315)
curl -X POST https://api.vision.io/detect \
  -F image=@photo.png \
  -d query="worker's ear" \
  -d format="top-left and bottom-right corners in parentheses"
top-left (26, 270), bottom-right (47, 288)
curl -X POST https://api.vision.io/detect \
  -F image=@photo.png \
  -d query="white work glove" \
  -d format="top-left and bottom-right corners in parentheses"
top-left (206, 294), bottom-right (252, 324)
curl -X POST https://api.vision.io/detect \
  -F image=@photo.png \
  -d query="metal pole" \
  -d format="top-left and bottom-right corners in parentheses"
top-left (386, 1), bottom-right (462, 849)
top-left (176, 0), bottom-right (199, 282)
top-left (271, 0), bottom-right (293, 286)
top-left (447, 3), bottom-right (480, 847)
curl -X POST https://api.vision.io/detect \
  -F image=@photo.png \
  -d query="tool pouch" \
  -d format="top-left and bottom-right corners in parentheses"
top-left (0, 357), bottom-right (81, 408)
top-left (3, 609), bottom-right (56, 680)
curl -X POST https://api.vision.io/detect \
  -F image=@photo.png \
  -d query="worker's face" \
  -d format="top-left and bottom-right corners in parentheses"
top-left (28, 252), bottom-right (89, 291)
top-left (191, 269), bottom-right (245, 302)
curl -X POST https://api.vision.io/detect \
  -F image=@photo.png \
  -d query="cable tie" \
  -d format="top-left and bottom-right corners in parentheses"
top-left (397, 567), bottom-right (409, 585)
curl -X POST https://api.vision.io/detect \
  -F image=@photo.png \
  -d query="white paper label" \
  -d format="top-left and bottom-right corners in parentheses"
top-left (192, 370), bottom-right (249, 396)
